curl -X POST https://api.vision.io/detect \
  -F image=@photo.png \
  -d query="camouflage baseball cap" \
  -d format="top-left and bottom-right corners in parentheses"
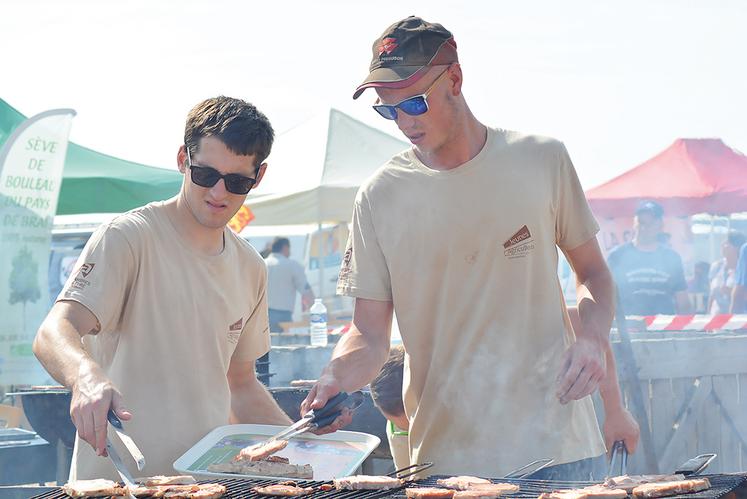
top-left (352, 16), bottom-right (459, 100)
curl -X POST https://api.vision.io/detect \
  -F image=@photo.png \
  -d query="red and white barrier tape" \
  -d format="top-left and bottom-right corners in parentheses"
top-left (628, 314), bottom-right (747, 332)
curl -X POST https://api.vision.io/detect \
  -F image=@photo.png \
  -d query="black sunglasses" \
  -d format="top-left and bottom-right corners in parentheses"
top-left (185, 146), bottom-right (257, 195)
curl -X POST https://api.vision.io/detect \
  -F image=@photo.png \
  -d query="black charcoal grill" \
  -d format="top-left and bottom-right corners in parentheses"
top-left (26, 473), bottom-right (747, 499)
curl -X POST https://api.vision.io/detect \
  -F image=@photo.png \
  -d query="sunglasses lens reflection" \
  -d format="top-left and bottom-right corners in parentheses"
top-left (374, 106), bottom-right (398, 120)
top-left (191, 167), bottom-right (220, 188)
top-left (399, 96), bottom-right (428, 116)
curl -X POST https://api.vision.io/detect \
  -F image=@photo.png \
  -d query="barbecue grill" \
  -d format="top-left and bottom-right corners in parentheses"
top-left (27, 473), bottom-right (747, 499)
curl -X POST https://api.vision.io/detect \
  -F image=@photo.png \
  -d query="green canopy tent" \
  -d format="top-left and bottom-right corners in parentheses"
top-left (0, 98), bottom-right (182, 215)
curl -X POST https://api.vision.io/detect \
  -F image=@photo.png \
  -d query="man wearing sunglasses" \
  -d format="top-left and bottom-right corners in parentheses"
top-left (303, 17), bottom-right (630, 479)
top-left (33, 96), bottom-right (293, 480)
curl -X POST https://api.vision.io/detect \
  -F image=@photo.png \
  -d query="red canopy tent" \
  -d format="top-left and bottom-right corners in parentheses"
top-left (586, 138), bottom-right (747, 218)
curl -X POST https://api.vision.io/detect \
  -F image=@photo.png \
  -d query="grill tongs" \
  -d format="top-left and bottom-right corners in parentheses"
top-left (105, 410), bottom-right (146, 499)
top-left (265, 391), bottom-right (365, 443)
top-left (607, 439), bottom-right (717, 477)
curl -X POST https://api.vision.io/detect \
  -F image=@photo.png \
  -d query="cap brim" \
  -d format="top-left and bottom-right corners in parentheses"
top-left (352, 65), bottom-right (430, 99)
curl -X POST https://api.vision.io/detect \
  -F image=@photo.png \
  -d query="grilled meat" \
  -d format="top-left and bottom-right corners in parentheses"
top-left (333, 475), bottom-right (404, 490)
top-left (62, 479), bottom-right (126, 498)
top-left (436, 476), bottom-right (492, 490)
top-left (406, 487), bottom-right (456, 499)
top-left (452, 483), bottom-right (520, 498)
top-left (135, 476), bottom-right (197, 486)
top-left (235, 439), bottom-right (289, 462)
top-left (208, 460), bottom-right (313, 479)
top-left (539, 484), bottom-right (628, 499)
top-left (119, 483), bottom-right (226, 499)
top-left (253, 483), bottom-right (315, 496)
top-left (160, 483), bottom-right (226, 498)
top-left (632, 478), bottom-right (711, 498)
top-left (604, 475), bottom-right (686, 493)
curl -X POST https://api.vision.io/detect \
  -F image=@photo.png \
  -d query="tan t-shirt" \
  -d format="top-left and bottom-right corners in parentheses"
top-left (60, 201), bottom-right (270, 480)
top-left (337, 129), bottom-right (605, 475)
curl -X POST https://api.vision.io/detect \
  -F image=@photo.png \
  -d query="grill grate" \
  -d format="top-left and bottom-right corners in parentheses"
top-left (29, 477), bottom-right (410, 499)
top-left (29, 473), bottom-right (747, 499)
top-left (399, 474), bottom-right (747, 499)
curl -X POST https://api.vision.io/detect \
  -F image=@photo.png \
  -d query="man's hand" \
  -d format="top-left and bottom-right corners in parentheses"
top-left (70, 360), bottom-right (131, 457)
top-left (603, 406), bottom-right (640, 456)
top-left (556, 337), bottom-right (606, 404)
top-left (300, 374), bottom-right (353, 435)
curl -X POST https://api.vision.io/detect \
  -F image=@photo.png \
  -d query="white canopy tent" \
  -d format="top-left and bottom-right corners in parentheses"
top-left (245, 108), bottom-right (407, 302)
top-left (246, 108), bottom-right (408, 225)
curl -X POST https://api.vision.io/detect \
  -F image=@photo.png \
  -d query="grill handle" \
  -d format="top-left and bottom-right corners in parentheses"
top-left (607, 440), bottom-right (628, 478)
top-left (391, 462), bottom-right (434, 479)
top-left (503, 458), bottom-right (555, 479)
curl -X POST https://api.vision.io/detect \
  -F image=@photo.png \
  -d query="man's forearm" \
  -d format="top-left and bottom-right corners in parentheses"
top-left (230, 378), bottom-right (292, 425)
top-left (576, 267), bottom-right (615, 346)
top-left (599, 346), bottom-right (624, 412)
top-left (33, 309), bottom-right (97, 389)
top-left (323, 323), bottom-right (390, 392)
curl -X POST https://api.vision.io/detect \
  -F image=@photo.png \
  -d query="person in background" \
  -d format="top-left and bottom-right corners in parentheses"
top-left (709, 230), bottom-right (746, 314)
top-left (369, 345), bottom-right (409, 470)
top-left (259, 241), bottom-right (273, 259)
top-left (607, 201), bottom-right (691, 315)
top-left (688, 261), bottom-right (711, 314)
top-left (265, 237), bottom-right (314, 332)
top-left (730, 241), bottom-right (747, 313)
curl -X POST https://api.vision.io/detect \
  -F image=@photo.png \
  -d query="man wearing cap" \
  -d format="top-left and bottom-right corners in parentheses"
top-left (607, 201), bottom-right (691, 315)
top-left (302, 17), bottom-right (626, 479)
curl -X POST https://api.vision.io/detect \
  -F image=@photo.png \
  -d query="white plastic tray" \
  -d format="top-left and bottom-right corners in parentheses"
top-left (173, 424), bottom-right (381, 481)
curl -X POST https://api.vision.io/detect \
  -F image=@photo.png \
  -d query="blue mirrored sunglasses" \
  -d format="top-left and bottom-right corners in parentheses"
top-left (372, 68), bottom-right (450, 120)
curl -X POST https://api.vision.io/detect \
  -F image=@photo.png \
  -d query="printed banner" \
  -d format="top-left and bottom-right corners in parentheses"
top-left (0, 108), bottom-right (75, 385)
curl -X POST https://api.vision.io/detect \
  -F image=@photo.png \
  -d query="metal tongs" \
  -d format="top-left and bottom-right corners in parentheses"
top-left (105, 410), bottom-right (146, 499)
top-left (504, 458), bottom-right (556, 479)
top-left (607, 440), bottom-right (628, 478)
top-left (265, 391), bottom-right (365, 443)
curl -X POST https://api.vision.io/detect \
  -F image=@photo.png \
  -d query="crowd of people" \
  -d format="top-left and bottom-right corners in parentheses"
top-left (607, 199), bottom-right (747, 316)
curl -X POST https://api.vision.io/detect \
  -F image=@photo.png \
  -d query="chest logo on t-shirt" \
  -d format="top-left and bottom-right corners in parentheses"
top-left (503, 225), bottom-right (535, 259)
top-left (228, 318), bottom-right (243, 343)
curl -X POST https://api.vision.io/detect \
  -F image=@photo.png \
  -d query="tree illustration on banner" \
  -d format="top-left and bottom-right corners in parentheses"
top-left (9, 246), bottom-right (41, 334)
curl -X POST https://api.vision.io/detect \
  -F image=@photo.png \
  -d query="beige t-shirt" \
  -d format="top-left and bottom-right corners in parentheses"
top-left (60, 201), bottom-right (270, 480)
top-left (337, 129), bottom-right (605, 475)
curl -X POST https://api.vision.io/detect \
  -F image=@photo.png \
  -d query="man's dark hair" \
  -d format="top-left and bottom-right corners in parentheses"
top-left (727, 230), bottom-right (746, 250)
top-left (184, 96), bottom-right (274, 168)
top-left (271, 237), bottom-right (290, 254)
top-left (370, 345), bottom-right (405, 416)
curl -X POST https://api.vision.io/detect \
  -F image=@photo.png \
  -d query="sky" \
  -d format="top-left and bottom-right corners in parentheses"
top-left (2, 0), bottom-right (746, 189)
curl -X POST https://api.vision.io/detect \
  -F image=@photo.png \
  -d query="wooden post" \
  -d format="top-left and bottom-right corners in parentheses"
top-left (614, 292), bottom-right (660, 472)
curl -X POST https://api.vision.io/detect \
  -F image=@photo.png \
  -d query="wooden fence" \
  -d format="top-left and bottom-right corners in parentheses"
top-left (606, 331), bottom-right (747, 474)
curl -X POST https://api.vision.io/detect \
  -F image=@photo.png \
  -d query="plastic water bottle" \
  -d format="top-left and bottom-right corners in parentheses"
top-left (309, 299), bottom-right (328, 347)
